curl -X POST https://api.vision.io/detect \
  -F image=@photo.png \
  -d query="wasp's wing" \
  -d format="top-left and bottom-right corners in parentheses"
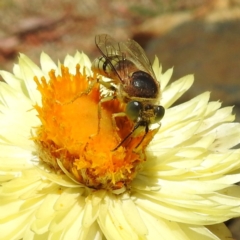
top-left (123, 38), bottom-right (156, 79)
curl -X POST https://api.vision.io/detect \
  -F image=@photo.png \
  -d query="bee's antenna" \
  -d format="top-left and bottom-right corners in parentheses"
top-left (135, 124), bottom-right (149, 149)
top-left (112, 121), bottom-right (148, 151)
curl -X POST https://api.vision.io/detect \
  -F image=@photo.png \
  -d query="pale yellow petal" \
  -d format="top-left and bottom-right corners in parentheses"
top-left (161, 74), bottom-right (194, 108)
top-left (40, 52), bottom-right (58, 77)
top-left (137, 208), bottom-right (191, 240)
top-left (82, 190), bottom-right (105, 228)
top-left (160, 67), bottom-right (173, 91)
top-left (0, 209), bottom-right (34, 240)
top-left (18, 54), bottom-right (43, 103)
top-left (98, 194), bottom-right (142, 240)
top-left (121, 194), bottom-right (148, 236)
top-left (134, 191), bottom-right (229, 225)
top-left (0, 70), bottom-right (23, 92)
top-left (206, 223), bottom-right (233, 240)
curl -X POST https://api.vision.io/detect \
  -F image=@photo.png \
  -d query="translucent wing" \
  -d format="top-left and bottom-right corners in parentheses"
top-left (95, 34), bottom-right (130, 83)
top-left (95, 34), bottom-right (156, 82)
top-left (123, 38), bottom-right (156, 79)
top-left (95, 34), bottom-right (124, 57)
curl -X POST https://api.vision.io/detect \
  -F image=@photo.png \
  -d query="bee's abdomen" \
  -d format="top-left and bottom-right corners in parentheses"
top-left (92, 56), bottom-right (119, 78)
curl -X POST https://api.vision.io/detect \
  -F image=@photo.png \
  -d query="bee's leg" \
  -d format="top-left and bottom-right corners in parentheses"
top-left (111, 112), bottom-right (126, 131)
top-left (98, 78), bottom-right (111, 89)
top-left (97, 78), bottom-right (115, 90)
top-left (97, 95), bottom-right (116, 134)
top-left (56, 77), bottom-right (98, 105)
top-left (112, 121), bottom-right (141, 151)
top-left (135, 123), bottom-right (149, 149)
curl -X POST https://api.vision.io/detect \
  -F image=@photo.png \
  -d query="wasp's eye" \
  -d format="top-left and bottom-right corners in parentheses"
top-left (153, 105), bottom-right (165, 123)
top-left (126, 101), bottom-right (142, 122)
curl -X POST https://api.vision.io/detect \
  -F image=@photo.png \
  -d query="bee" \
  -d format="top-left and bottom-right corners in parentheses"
top-left (92, 34), bottom-right (165, 150)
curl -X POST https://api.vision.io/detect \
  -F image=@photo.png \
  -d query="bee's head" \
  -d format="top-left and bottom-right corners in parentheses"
top-left (125, 101), bottom-right (165, 124)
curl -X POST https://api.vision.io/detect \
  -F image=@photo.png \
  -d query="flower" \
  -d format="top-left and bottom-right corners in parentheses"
top-left (0, 51), bottom-right (240, 240)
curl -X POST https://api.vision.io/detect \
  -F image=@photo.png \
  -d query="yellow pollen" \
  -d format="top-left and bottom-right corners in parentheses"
top-left (33, 64), bottom-right (156, 190)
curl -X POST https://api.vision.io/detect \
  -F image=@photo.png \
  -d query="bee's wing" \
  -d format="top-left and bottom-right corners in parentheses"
top-left (123, 38), bottom-right (156, 79)
top-left (95, 34), bottom-right (156, 82)
top-left (95, 34), bottom-right (129, 83)
top-left (95, 34), bottom-right (123, 57)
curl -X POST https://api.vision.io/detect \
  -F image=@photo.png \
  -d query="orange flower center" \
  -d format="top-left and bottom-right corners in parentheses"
top-left (33, 64), bottom-right (156, 190)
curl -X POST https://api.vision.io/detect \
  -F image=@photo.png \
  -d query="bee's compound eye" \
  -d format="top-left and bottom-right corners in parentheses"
top-left (126, 101), bottom-right (142, 121)
top-left (153, 105), bottom-right (165, 123)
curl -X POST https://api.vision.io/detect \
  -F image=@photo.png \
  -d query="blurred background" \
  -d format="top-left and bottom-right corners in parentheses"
top-left (0, 0), bottom-right (240, 238)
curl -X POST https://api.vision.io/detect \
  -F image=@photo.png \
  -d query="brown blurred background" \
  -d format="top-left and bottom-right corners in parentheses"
top-left (0, 0), bottom-right (240, 238)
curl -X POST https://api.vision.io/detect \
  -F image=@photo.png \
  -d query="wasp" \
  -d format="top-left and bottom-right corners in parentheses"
top-left (92, 34), bottom-right (165, 150)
